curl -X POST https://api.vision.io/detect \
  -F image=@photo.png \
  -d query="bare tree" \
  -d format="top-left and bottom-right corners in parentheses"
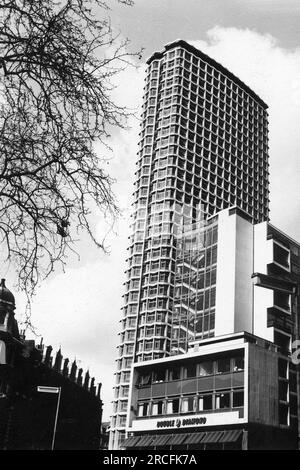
top-left (0, 0), bottom-right (139, 299)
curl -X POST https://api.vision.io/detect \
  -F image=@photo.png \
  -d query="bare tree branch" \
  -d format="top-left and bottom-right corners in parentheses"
top-left (0, 0), bottom-right (141, 301)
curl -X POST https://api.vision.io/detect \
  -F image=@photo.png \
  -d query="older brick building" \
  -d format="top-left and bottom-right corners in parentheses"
top-left (0, 279), bottom-right (103, 450)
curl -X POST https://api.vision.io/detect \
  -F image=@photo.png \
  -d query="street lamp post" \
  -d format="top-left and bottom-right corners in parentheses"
top-left (37, 386), bottom-right (61, 450)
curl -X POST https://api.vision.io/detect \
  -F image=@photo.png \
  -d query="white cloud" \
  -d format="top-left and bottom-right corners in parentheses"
top-left (190, 26), bottom-right (300, 239)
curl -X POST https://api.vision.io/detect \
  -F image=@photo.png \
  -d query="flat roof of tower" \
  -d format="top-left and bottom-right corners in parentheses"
top-left (146, 39), bottom-right (268, 110)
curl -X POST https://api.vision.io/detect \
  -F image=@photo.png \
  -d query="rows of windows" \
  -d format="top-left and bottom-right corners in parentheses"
top-left (137, 153), bottom-right (267, 189)
top-left (130, 199), bottom-right (265, 229)
top-left (148, 154), bottom-right (267, 182)
top-left (139, 311), bottom-right (168, 324)
top-left (116, 357), bottom-right (133, 371)
top-left (137, 389), bottom-right (244, 417)
top-left (137, 338), bottom-right (168, 352)
top-left (120, 317), bottom-right (137, 329)
top-left (143, 89), bottom-right (265, 128)
top-left (142, 272), bottom-right (170, 285)
top-left (147, 190), bottom-right (266, 224)
top-left (138, 325), bottom-right (167, 338)
top-left (141, 284), bottom-right (171, 299)
top-left (135, 170), bottom-right (267, 224)
top-left (137, 352), bottom-right (165, 362)
top-left (147, 150), bottom-right (267, 175)
top-left (148, 47), bottom-right (266, 114)
top-left (112, 399), bottom-right (128, 414)
top-left (118, 344), bottom-right (134, 357)
top-left (153, 107), bottom-right (266, 139)
top-left (138, 298), bottom-right (170, 311)
top-left (138, 53), bottom-right (269, 225)
top-left (115, 371), bottom-right (131, 384)
top-left (172, 222), bottom-right (218, 349)
top-left (114, 385), bottom-right (130, 399)
top-left (147, 151), bottom-right (267, 181)
top-left (138, 144), bottom-right (267, 174)
top-left (146, 67), bottom-right (266, 114)
top-left (137, 355), bottom-right (244, 386)
top-left (119, 330), bottom-right (136, 342)
top-left (132, 199), bottom-right (175, 357)
top-left (147, 170), bottom-right (252, 194)
top-left (138, 147), bottom-right (263, 174)
top-left (174, 286), bottom-right (216, 311)
top-left (111, 415), bottom-right (127, 428)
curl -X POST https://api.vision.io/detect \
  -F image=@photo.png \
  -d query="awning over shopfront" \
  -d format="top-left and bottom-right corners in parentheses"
top-left (123, 429), bottom-right (244, 448)
top-left (136, 435), bottom-right (155, 447)
top-left (201, 431), bottom-right (224, 443)
top-left (168, 433), bottom-right (189, 446)
top-left (185, 432), bottom-right (206, 445)
top-left (219, 429), bottom-right (243, 443)
top-left (122, 436), bottom-right (141, 448)
top-left (149, 434), bottom-right (173, 447)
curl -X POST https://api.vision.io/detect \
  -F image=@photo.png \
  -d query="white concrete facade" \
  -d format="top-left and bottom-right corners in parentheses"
top-left (215, 209), bottom-right (254, 337)
top-left (252, 221), bottom-right (274, 341)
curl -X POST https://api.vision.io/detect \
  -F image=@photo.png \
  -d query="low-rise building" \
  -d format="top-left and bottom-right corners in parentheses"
top-left (0, 279), bottom-right (103, 450)
top-left (123, 332), bottom-right (297, 450)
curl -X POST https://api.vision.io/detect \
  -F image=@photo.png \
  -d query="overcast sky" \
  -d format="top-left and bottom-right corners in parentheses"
top-left (4, 0), bottom-right (300, 421)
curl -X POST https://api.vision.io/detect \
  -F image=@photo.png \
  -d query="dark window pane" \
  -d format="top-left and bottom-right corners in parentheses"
top-left (274, 243), bottom-right (289, 269)
top-left (217, 358), bottom-right (231, 373)
top-left (173, 399), bottom-right (179, 413)
top-left (233, 356), bottom-right (244, 371)
top-left (186, 364), bottom-right (197, 378)
top-left (169, 366), bottom-right (181, 381)
top-left (278, 359), bottom-right (288, 378)
top-left (143, 403), bottom-right (148, 416)
top-left (279, 381), bottom-right (288, 402)
top-left (274, 291), bottom-right (290, 311)
top-left (218, 392), bottom-right (230, 409)
top-left (203, 395), bottom-right (213, 410)
top-left (233, 391), bottom-right (244, 407)
top-left (274, 332), bottom-right (290, 352)
top-left (153, 369), bottom-right (166, 383)
top-left (279, 403), bottom-right (289, 425)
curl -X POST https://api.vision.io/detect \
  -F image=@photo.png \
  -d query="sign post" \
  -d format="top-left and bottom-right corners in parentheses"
top-left (37, 386), bottom-right (61, 450)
